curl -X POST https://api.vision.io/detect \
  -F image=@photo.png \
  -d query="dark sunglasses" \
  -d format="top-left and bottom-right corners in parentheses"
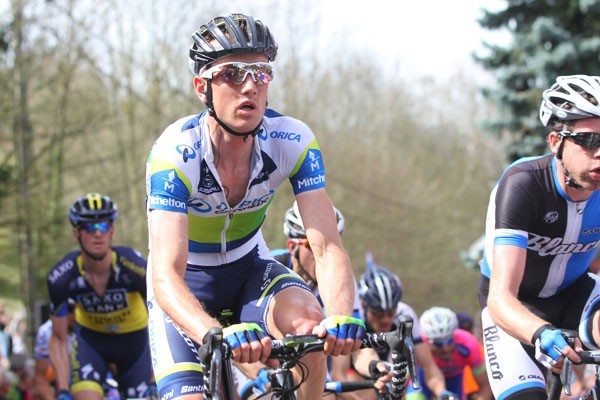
top-left (80, 221), bottom-right (111, 234)
top-left (560, 131), bottom-right (600, 150)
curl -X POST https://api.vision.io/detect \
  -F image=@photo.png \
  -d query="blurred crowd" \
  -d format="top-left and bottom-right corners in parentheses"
top-left (0, 301), bottom-right (34, 400)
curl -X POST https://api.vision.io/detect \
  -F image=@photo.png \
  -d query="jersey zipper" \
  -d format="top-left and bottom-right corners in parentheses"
top-left (220, 209), bottom-right (234, 263)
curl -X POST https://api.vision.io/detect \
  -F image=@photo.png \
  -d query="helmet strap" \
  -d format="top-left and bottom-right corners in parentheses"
top-left (293, 248), bottom-right (317, 290)
top-left (556, 138), bottom-right (583, 190)
top-left (204, 79), bottom-right (263, 142)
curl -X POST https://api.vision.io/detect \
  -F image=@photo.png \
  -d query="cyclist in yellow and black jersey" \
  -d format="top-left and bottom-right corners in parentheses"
top-left (47, 193), bottom-right (155, 400)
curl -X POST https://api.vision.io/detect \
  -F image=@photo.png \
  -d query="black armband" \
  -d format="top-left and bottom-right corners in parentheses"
top-left (531, 323), bottom-right (555, 346)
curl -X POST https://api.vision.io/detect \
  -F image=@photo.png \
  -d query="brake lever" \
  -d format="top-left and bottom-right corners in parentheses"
top-left (559, 329), bottom-right (579, 396)
top-left (398, 315), bottom-right (421, 390)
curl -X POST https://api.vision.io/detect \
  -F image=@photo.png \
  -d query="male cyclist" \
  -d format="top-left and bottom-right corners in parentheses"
top-left (454, 311), bottom-right (483, 400)
top-left (347, 256), bottom-right (453, 400)
top-left (33, 301), bottom-right (75, 400)
top-left (416, 307), bottom-right (492, 400)
top-left (145, 13), bottom-right (365, 400)
top-left (237, 202), bottom-right (392, 399)
top-left (47, 193), bottom-right (155, 400)
top-left (479, 75), bottom-right (600, 400)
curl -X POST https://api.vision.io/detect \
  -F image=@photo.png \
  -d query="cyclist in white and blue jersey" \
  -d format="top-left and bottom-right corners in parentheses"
top-left (479, 75), bottom-right (600, 400)
top-left (145, 13), bottom-right (365, 400)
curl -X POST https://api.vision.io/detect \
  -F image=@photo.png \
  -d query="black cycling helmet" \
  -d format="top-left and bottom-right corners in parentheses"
top-left (359, 264), bottom-right (403, 312)
top-left (68, 193), bottom-right (118, 227)
top-left (189, 13), bottom-right (278, 75)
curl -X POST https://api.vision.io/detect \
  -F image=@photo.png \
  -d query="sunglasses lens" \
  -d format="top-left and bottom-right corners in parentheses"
top-left (81, 222), bottom-right (110, 233)
top-left (567, 132), bottom-right (600, 149)
top-left (218, 63), bottom-right (273, 84)
top-left (581, 133), bottom-right (600, 149)
top-left (432, 338), bottom-right (453, 347)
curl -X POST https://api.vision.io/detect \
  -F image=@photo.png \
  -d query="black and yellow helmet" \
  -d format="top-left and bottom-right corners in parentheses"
top-left (68, 193), bottom-right (118, 227)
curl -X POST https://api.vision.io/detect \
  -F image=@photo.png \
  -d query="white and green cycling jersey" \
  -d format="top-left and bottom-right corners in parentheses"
top-left (146, 109), bottom-right (326, 266)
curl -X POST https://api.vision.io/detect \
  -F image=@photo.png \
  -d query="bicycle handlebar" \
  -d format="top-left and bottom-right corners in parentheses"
top-left (199, 316), bottom-right (419, 399)
top-left (547, 329), bottom-right (600, 400)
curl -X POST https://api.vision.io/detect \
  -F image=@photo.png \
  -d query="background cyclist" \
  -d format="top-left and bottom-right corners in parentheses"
top-left (416, 307), bottom-right (492, 400)
top-left (236, 202), bottom-right (394, 399)
top-left (146, 13), bottom-right (365, 400)
top-left (479, 75), bottom-right (600, 399)
top-left (346, 256), bottom-right (453, 400)
top-left (47, 193), bottom-right (154, 400)
top-left (275, 202), bottom-right (393, 399)
top-left (455, 311), bottom-right (483, 400)
top-left (33, 301), bottom-right (75, 400)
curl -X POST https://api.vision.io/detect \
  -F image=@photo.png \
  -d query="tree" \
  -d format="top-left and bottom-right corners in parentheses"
top-left (476, 0), bottom-right (600, 162)
top-left (0, 0), bottom-right (503, 332)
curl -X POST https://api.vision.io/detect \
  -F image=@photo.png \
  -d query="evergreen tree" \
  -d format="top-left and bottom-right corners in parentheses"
top-left (476, 0), bottom-right (600, 162)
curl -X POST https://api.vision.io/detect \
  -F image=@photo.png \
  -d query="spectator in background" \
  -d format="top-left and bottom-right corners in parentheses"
top-left (8, 318), bottom-right (27, 358)
top-left (0, 302), bottom-right (12, 371)
top-left (7, 353), bottom-right (33, 400)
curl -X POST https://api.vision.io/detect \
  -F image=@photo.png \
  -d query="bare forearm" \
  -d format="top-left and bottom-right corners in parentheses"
top-left (417, 344), bottom-right (446, 396)
top-left (34, 373), bottom-right (54, 400)
top-left (315, 250), bottom-right (354, 317)
top-left (489, 245), bottom-right (547, 344)
top-left (49, 338), bottom-right (70, 391)
top-left (351, 348), bottom-right (378, 377)
top-left (488, 293), bottom-right (547, 344)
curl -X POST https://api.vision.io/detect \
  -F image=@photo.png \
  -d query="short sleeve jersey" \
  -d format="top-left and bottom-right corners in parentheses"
top-left (47, 246), bottom-right (148, 334)
top-left (423, 329), bottom-right (485, 379)
top-left (480, 154), bottom-right (600, 298)
top-left (145, 110), bottom-right (326, 265)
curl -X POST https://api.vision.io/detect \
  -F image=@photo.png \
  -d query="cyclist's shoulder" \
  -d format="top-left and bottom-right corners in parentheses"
top-left (161, 113), bottom-right (204, 138)
top-left (454, 329), bottom-right (484, 361)
top-left (259, 109), bottom-right (316, 146)
top-left (499, 153), bottom-right (553, 184)
top-left (35, 320), bottom-right (53, 340)
top-left (454, 329), bottom-right (480, 345)
top-left (34, 320), bottom-right (53, 358)
top-left (395, 301), bottom-right (418, 320)
top-left (151, 113), bottom-right (206, 157)
top-left (113, 246), bottom-right (147, 267)
top-left (271, 248), bottom-right (290, 265)
top-left (47, 250), bottom-right (81, 284)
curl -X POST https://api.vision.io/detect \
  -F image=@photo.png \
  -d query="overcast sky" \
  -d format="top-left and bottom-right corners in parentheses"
top-left (0, 0), bottom-right (510, 84)
top-left (317, 0), bottom-right (510, 82)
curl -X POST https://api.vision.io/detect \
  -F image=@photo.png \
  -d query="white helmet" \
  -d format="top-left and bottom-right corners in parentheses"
top-left (540, 75), bottom-right (600, 126)
top-left (420, 306), bottom-right (458, 341)
top-left (283, 201), bottom-right (345, 239)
